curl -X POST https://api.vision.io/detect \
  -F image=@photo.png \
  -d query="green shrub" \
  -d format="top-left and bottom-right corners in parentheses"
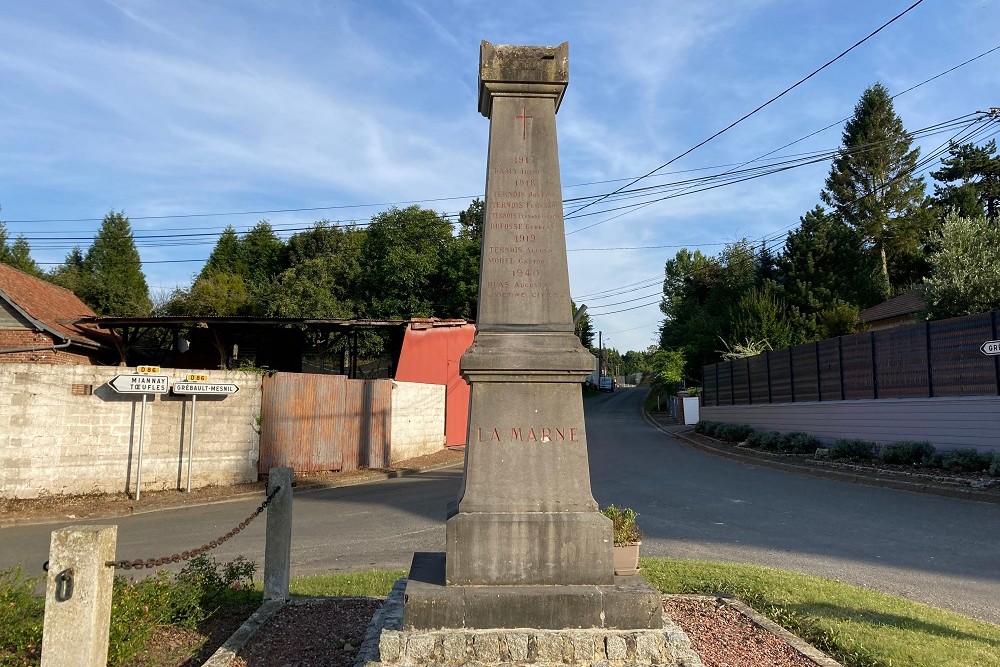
top-left (107, 555), bottom-right (258, 667)
top-left (758, 431), bottom-right (788, 451)
top-left (715, 423), bottom-right (755, 442)
top-left (600, 504), bottom-right (642, 544)
top-left (880, 441), bottom-right (936, 466)
top-left (0, 566), bottom-right (44, 667)
top-left (176, 554), bottom-right (257, 605)
top-left (990, 452), bottom-right (1000, 477)
top-left (695, 420), bottom-right (709, 434)
top-left (830, 439), bottom-right (877, 461)
top-left (703, 421), bottom-right (721, 437)
top-left (940, 448), bottom-right (991, 473)
top-left (107, 571), bottom-right (204, 666)
top-left (744, 430), bottom-right (764, 448)
top-left (783, 432), bottom-right (821, 455)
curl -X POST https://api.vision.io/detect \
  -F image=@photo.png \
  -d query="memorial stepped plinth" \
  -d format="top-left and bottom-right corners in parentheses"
top-left (356, 580), bottom-right (705, 667)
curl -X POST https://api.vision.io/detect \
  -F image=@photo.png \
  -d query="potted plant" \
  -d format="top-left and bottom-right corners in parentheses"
top-left (601, 504), bottom-right (642, 575)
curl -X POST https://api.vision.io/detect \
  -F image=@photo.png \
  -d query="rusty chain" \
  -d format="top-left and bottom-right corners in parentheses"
top-left (102, 484), bottom-right (282, 570)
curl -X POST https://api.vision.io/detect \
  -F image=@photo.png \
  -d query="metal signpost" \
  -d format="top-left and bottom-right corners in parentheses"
top-left (172, 375), bottom-right (239, 492)
top-left (109, 368), bottom-right (169, 501)
top-left (980, 340), bottom-right (1000, 355)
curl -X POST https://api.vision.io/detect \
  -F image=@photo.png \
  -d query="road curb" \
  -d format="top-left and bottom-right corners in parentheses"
top-left (643, 410), bottom-right (1000, 505)
top-left (0, 458), bottom-right (464, 529)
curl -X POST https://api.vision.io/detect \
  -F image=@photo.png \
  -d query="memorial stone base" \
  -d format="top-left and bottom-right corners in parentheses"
top-left (356, 578), bottom-right (705, 667)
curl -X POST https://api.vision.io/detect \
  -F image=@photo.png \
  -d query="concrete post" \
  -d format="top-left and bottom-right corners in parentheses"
top-left (263, 467), bottom-right (292, 601)
top-left (40, 525), bottom-right (117, 667)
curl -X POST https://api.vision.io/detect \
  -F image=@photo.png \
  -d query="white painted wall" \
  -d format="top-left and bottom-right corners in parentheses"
top-left (0, 364), bottom-right (262, 498)
top-left (390, 381), bottom-right (446, 462)
top-left (701, 396), bottom-right (1000, 454)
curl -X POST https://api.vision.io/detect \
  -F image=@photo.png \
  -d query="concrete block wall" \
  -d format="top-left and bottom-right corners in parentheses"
top-left (0, 364), bottom-right (263, 498)
top-left (390, 381), bottom-right (446, 463)
top-left (701, 396), bottom-right (1000, 454)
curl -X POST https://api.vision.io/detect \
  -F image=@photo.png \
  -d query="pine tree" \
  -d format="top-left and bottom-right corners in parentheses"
top-left (201, 226), bottom-right (245, 279)
top-left (821, 83), bottom-right (928, 291)
top-left (80, 211), bottom-right (152, 316)
top-left (778, 205), bottom-right (883, 336)
top-left (8, 235), bottom-right (43, 277)
top-left (931, 140), bottom-right (1000, 219)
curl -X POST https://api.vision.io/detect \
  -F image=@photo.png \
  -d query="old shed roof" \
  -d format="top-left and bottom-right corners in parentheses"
top-left (0, 264), bottom-right (113, 349)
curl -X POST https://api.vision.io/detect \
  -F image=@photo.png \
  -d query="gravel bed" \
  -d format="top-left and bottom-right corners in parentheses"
top-left (231, 597), bottom-right (383, 667)
top-left (663, 596), bottom-right (820, 667)
top-left (227, 595), bottom-right (827, 667)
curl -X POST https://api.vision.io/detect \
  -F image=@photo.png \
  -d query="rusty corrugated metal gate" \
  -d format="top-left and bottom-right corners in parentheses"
top-left (258, 372), bottom-right (392, 473)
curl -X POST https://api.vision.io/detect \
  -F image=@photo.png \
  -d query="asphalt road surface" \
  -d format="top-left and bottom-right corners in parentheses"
top-left (2, 387), bottom-right (998, 624)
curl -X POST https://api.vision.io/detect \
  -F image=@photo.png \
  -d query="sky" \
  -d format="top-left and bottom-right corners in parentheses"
top-left (2, 0), bottom-right (999, 354)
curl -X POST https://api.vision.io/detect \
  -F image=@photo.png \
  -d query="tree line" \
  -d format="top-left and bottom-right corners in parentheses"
top-left (3, 82), bottom-right (996, 382)
top-left (659, 83), bottom-right (1000, 382)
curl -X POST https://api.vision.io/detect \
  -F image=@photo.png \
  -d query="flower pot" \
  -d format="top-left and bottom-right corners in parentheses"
top-left (613, 542), bottom-right (640, 576)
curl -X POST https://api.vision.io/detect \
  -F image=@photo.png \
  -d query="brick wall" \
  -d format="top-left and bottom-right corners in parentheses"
top-left (390, 381), bottom-right (446, 463)
top-left (0, 364), bottom-right (263, 499)
top-left (0, 329), bottom-right (99, 365)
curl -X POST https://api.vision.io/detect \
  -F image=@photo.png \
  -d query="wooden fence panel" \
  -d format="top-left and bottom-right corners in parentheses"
top-left (731, 358), bottom-right (751, 405)
top-left (817, 338), bottom-right (842, 401)
top-left (769, 350), bottom-right (792, 403)
top-left (840, 332), bottom-right (875, 400)
top-left (929, 312), bottom-right (997, 396)
top-left (876, 325), bottom-right (929, 398)
top-left (791, 343), bottom-right (820, 402)
top-left (703, 366), bottom-right (718, 406)
top-left (748, 353), bottom-right (769, 403)
top-left (717, 362), bottom-right (733, 405)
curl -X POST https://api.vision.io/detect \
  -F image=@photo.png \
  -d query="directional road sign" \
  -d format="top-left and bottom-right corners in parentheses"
top-left (172, 382), bottom-right (239, 395)
top-left (981, 340), bottom-right (1000, 355)
top-left (109, 374), bottom-right (169, 394)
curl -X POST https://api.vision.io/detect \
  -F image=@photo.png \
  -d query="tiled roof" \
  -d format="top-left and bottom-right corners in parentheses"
top-left (859, 290), bottom-right (926, 324)
top-left (0, 264), bottom-right (114, 349)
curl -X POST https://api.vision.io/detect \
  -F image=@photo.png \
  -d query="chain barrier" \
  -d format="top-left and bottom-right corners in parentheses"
top-left (42, 485), bottom-right (282, 573)
top-left (102, 484), bottom-right (282, 570)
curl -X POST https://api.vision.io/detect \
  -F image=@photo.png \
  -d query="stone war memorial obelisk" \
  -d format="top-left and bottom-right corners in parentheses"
top-left (359, 41), bottom-right (702, 667)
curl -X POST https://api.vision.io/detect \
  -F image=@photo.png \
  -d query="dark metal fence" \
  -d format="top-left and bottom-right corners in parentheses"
top-left (702, 311), bottom-right (1000, 406)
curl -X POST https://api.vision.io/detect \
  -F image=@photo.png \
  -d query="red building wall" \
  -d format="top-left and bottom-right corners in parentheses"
top-left (394, 323), bottom-right (476, 447)
top-left (0, 330), bottom-right (96, 365)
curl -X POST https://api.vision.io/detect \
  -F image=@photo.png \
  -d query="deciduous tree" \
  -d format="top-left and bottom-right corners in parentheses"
top-left (921, 213), bottom-right (1000, 318)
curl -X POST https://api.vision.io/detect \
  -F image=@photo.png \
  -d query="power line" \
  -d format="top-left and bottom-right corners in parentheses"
top-left (587, 299), bottom-right (663, 316)
top-left (562, 0), bottom-right (927, 220)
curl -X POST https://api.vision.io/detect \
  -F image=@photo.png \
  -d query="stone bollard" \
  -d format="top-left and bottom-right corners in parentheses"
top-left (263, 466), bottom-right (293, 601)
top-left (40, 525), bottom-right (117, 667)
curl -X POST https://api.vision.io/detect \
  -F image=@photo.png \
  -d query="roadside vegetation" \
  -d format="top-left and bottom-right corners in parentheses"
top-left (695, 419), bottom-right (1000, 476)
top-left (4, 557), bottom-right (998, 667)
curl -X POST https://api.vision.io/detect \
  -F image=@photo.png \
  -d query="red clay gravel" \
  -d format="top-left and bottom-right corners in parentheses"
top-left (663, 596), bottom-right (820, 667)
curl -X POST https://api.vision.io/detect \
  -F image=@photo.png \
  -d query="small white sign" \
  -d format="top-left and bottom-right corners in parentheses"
top-left (981, 340), bottom-right (1000, 355)
top-left (110, 374), bottom-right (169, 394)
top-left (172, 382), bottom-right (239, 395)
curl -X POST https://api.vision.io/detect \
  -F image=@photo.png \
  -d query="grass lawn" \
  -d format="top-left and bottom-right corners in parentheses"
top-left (640, 558), bottom-right (1000, 667)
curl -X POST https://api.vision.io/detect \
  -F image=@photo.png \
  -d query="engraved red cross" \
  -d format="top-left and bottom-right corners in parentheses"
top-left (515, 105), bottom-right (533, 140)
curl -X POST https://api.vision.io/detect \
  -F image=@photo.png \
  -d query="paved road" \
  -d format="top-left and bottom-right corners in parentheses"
top-left (3, 387), bottom-right (998, 624)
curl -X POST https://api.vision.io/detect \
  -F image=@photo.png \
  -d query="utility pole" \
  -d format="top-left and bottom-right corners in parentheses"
top-left (598, 331), bottom-right (604, 381)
